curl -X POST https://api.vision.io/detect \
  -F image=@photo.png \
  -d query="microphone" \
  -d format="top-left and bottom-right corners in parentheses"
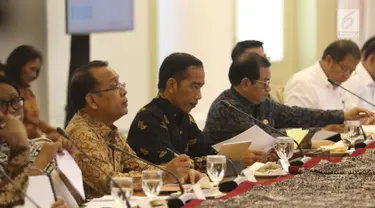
top-left (327, 78), bottom-right (375, 108)
top-left (107, 144), bottom-right (195, 206)
top-left (56, 128), bottom-right (131, 208)
top-left (0, 166), bottom-right (41, 208)
top-left (219, 176), bottom-right (248, 193)
top-left (220, 100), bottom-right (304, 158)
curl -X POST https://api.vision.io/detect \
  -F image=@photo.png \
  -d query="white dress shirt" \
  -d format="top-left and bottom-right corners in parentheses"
top-left (284, 61), bottom-right (347, 110)
top-left (342, 62), bottom-right (375, 110)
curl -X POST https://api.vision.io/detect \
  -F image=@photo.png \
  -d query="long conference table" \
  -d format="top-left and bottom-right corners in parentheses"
top-left (86, 142), bottom-right (375, 207)
top-left (184, 142), bottom-right (375, 208)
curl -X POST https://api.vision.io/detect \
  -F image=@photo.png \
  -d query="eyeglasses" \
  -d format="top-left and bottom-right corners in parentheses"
top-left (90, 82), bottom-right (126, 94)
top-left (254, 80), bottom-right (271, 89)
top-left (0, 98), bottom-right (24, 112)
top-left (335, 61), bottom-right (355, 75)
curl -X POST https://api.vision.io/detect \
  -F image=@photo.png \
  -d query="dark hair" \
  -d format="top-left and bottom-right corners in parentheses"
top-left (0, 76), bottom-right (19, 94)
top-left (231, 40), bottom-right (264, 61)
top-left (5, 45), bottom-right (42, 85)
top-left (158, 53), bottom-right (203, 90)
top-left (321, 39), bottom-right (361, 62)
top-left (363, 41), bottom-right (375, 61)
top-left (229, 52), bottom-right (271, 86)
top-left (69, 60), bottom-right (108, 110)
top-left (361, 36), bottom-right (375, 52)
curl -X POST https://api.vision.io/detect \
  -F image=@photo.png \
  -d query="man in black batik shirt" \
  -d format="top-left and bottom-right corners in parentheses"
top-left (204, 52), bottom-right (373, 144)
top-left (127, 53), bottom-right (217, 171)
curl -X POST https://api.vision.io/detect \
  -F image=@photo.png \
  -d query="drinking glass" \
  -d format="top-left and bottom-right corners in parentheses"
top-left (142, 170), bottom-right (163, 199)
top-left (206, 155), bottom-right (227, 187)
top-left (274, 137), bottom-right (294, 160)
top-left (111, 177), bottom-right (133, 205)
top-left (342, 121), bottom-right (362, 149)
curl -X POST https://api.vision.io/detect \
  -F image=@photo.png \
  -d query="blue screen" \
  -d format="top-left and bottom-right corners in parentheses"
top-left (66, 0), bottom-right (133, 34)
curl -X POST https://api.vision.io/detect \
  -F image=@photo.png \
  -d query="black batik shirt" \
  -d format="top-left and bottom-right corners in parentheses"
top-left (203, 87), bottom-right (345, 144)
top-left (127, 97), bottom-right (217, 170)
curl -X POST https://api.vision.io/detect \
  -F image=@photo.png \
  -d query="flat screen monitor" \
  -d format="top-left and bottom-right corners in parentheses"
top-left (66, 0), bottom-right (133, 34)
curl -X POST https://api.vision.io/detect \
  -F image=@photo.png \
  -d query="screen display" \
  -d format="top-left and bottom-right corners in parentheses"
top-left (66, 0), bottom-right (133, 34)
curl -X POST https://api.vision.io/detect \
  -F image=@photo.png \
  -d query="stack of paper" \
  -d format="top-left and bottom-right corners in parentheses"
top-left (212, 125), bottom-right (275, 152)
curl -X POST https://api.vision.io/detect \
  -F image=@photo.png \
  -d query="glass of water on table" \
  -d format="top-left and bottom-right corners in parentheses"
top-left (142, 170), bottom-right (163, 199)
top-left (206, 155), bottom-right (227, 187)
top-left (111, 177), bottom-right (133, 205)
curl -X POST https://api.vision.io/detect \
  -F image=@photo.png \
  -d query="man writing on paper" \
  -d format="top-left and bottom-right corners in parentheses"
top-left (204, 52), bottom-right (373, 144)
top-left (65, 61), bottom-right (200, 199)
top-left (127, 53), bottom-right (269, 171)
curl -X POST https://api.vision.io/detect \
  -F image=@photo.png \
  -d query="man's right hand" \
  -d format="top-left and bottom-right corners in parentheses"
top-left (0, 113), bottom-right (28, 148)
top-left (165, 154), bottom-right (191, 183)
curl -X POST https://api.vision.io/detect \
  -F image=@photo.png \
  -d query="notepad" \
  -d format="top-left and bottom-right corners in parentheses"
top-left (24, 175), bottom-right (55, 208)
top-left (56, 150), bottom-right (85, 200)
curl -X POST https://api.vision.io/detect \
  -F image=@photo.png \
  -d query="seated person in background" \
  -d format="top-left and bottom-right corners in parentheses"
top-left (231, 40), bottom-right (266, 60)
top-left (65, 60), bottom-right (201, 199)
top-left (204, 52), bottom-right (373, 144)
top-left (0, 62), bottom-right (5, 77)
top-left (4, 45), bottom-right (57, 139)
top-left (284, 39), bottom-right (360, 110)
top-left (342, 37), bottom-right (375, 110)
top-left (127, 53), bottom-right (274, 170)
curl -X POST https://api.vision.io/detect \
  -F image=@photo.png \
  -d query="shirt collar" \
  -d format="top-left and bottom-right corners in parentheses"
top-left (356, 62), bottom-right (375, 87)
top-left (153, 94), bottom-right (185, 120)
top-left (76, 111), bottom-right (118, 140)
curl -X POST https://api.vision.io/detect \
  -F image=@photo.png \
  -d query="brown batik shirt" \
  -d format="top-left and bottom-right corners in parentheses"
top-left (65, 111), bottom-right (152, 199)
top-left (0, 145), bottom-right (29, 207)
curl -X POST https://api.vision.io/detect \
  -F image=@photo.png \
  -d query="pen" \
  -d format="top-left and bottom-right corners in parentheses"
top-left (166, 148), bottom-right (194, 168)
top-left (166, 148), bottom-right (180, 157)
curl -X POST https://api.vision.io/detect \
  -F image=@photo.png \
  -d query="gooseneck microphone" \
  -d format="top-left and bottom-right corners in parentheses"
top-left (0, 166), bottom-right (41, 208)
top-left (328, 78), bottom-right (375, 108)
top-left (56, 128), bottom-right (131, 208)
top-left (221, 100), bottom-right (304, 158)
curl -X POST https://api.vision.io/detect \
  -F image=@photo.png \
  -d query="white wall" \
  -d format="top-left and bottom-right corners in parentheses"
top-left (0, 0), bottom-right (49, 121)
top-left (46, 0), bottom-right (150, 131)
top-left (90, 0), bottom-right (150, 131)
top-left (158, 0), bottom-right (234, 129)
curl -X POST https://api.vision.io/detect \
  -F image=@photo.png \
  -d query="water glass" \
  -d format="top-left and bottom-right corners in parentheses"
top-left (342, 121), bottom-right (362, 149)
top-left (206, 155), bottom-right (227, 187)
top-left (274, 137), bottom-right (294, 160)
top-left (142, 170), bottom-right (163, 198)
top-left (111, 177), bottom-right (133, 205)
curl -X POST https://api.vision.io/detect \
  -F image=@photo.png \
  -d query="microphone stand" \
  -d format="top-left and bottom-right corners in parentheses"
top-left (56, 128), bottom-right (131, 208)
top-left (0, 166), bottom-right (41, 208)
top-left (221, 100), bottom-right (305, 158)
